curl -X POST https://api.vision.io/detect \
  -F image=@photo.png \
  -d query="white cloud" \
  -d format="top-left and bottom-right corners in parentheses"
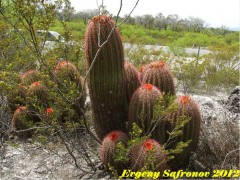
top-left (70, 0), bottom-right (239, 28)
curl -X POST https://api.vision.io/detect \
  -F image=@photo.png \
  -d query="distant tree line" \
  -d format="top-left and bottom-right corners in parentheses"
top-left (70, 9), bottom-right (230, 35)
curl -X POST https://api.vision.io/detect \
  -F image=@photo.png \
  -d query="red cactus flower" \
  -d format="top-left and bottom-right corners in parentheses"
top-left (143, 84), bottom-right (153, 91)
top-left (180, 96), bottom-right (191, 104)
top-left (144, 139), bottom-right (154, 151)
top-left (46, 107), bottom-right (54, 116)
top-left (109, 131), bottom-right (119, 141)
top-left (31, 81), bottom-right (40, 86)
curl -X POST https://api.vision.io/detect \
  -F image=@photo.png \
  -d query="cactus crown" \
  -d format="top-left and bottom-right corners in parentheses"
top-left (92, 15), bottom-right (111, 24)
top-left (31, 81), bottom-right (40, 86)
top-left (144, 139), bottom-right (154, 151)
top-left (179, 95), bottom-right (191, 104)
top-left (109, 131), bottom-right (119, 141)
top-left (150, 61), bottom-right (165, 68)
top-left (20, 70), bottom-right (36, 78)
top-left (142, 84), bottom-right (153, 91)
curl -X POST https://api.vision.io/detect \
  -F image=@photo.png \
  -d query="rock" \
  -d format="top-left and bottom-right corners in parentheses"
top-left (226, 86), bottom-right (240, 113)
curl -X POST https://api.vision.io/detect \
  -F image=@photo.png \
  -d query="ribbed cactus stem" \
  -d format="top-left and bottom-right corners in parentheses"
top-left (129, 139), bottom-right (168, 172)
top-left (85, 15), bottom-right (127, 140)
top-left (128, 84), bottom-right (162, 135)
top-left (124, 61), bottom-right (141, 104)
top-left (142, 61), bottom-right (175, 96)
top-left (154, 95), bottom-right (202, 170)
top-left (100, 131), bottom-right (129, 174)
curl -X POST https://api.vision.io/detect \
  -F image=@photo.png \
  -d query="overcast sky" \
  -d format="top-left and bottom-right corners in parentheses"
top-left (70, 0), bottom-right (239, 29)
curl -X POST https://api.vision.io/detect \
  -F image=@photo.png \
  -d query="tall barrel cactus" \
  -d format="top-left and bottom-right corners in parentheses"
top-left (100, 131), bottom-right (129, 174)
top-left (128, 84), bottom-right (162, 134)
top-left (129, 139), bottom-right (168, 172)
top-left (142, 61), bottom-right (175, 96)
top-left (124, 61), bottom-right (141, 104)
top-left (85, 15), bottom-right (127, 140)
top-left (154, 95), bottom-right (202, 169)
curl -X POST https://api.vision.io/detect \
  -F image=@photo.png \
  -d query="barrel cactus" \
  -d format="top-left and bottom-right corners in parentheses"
top-left (128, 84), bottom-right (162, 135)
top-left (129, 139), bottom-right (168, 172)
top-left (85, 15), bottom-right (127, 140)
top-left (54, 61), bottom-right (80, 83)
top-left (27, 81), bottom-right (49, 106)
top-left (154, 95), bottom-right (202, 170)
top-left (142, 61), bottom-right (175, 97)
top-left (124, 61), bottom-right (141, 104)
top-left (11, 106), bottom-right (35, 138)
top-left (20, 69), bottom-right (39, 86)
top-left (100, 131), bottom-right (129, 174)
top-left (54, 61), bottom-right (86, 110)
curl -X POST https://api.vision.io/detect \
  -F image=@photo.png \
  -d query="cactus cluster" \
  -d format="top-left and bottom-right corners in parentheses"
top-left (10, 60), bottom-right (86, 138)
top-left (84, 15), bottom-right (202, 174)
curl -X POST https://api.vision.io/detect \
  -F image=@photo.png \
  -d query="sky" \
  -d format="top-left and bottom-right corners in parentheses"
top-left (70, 0), bottom-right (239, 29)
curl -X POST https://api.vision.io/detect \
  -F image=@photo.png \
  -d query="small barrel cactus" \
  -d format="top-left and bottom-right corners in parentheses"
top-left (142, 61), bottom-right (175, 97)
top-left (11, 106), bottom-right (35, 138)
top-left (85, 15), bottom-right (127, 140)
top-left (27, 81), bottom-right (49, 106)
top-left (124, 61), bottom-right (141, 104)
top-left (100, 131), bottom-right (129, 174)
top-left (154, 95), bottom-right (202, 170)
top-left (20, 70), bottom-right (39, 86)
top-left (129, 139), bottom-right (168, 172)
top-left (128, 84), bottom-right (162, 135)
top-left (54, 60), bottom-right (80, 83)
top-left (54, 61), bottom-right (86, 110)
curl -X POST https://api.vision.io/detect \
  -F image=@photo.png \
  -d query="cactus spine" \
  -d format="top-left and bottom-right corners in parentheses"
top-left (100, 131), bottom-right (129, 174)
top-left (155, 95), bottom-right (202, 170)
top-left (128, 84), bottom-right (162, 134)
top-left (85, 15), bottom-right (127, 140)
top-left (124, 61), bottom-right (141, 104)
top-left (142, 61), bottom-right (175, 96)
top-left (129, 139), bottom-right (168, 172)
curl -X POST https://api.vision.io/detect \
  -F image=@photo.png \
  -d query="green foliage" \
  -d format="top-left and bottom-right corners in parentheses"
top-left (203, 43), bottom-right (239, 91)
